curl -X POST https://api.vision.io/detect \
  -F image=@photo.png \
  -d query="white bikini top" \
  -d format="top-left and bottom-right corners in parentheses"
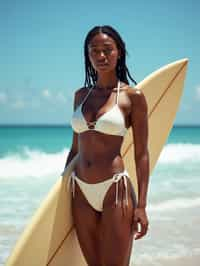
top-left (71, 81), bottom-right (128, 136)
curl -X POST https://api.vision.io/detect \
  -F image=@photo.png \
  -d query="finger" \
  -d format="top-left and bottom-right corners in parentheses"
top-left (134, 222), bottom-right (148, 240)
top-left (132, 216), bottom-right (139, 234)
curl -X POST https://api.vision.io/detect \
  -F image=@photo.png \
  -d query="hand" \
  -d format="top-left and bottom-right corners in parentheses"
top-left (132, 207), bottom-right (149, 240)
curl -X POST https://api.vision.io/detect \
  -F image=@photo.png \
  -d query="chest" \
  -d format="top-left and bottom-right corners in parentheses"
top-left (82, 93), bottom-right (114, 121)
top-left (80, 90), bottom-right (132, 129)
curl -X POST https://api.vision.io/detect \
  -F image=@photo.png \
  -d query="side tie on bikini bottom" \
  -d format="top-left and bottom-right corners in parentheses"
top-left (112, 172), bottom-right (129, 206)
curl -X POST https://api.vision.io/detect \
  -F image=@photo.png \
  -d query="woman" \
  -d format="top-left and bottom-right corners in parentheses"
top-left (65, 25), bottom-right (149, 266)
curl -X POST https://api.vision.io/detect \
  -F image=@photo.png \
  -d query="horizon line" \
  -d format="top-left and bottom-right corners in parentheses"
top-left (0, 123), bottom-right (200, 128)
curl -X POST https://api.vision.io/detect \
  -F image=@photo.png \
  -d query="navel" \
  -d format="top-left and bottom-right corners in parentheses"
top-left (86, 160), bottom-right (92, 167)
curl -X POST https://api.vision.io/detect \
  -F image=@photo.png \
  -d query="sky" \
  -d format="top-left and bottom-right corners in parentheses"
top-left (0, 0), bottom-right (199, 125)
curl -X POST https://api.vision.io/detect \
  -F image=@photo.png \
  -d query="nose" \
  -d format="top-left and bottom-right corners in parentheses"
top-left (98, 51), bottom-right (106, 59)
top-left (96, 51), bottom-right (107, 64)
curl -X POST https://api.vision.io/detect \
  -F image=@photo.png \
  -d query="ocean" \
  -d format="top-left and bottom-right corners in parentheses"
top-left (0, 125), bottom-right (200, 266)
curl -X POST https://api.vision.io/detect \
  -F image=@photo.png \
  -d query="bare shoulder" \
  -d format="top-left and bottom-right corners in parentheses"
top-left (73, 87), bottom-right (90, 108)
top-left (74, 87), bottom-right (88, 98)
top-left (126, 86), bottom-right (148, 113)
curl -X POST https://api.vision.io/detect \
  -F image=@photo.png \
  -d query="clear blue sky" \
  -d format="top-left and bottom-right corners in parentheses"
top-left (0, 0), bottom-right (199, 125)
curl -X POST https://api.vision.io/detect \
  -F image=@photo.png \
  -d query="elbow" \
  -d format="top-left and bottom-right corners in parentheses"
top-left (135, 149), bottom-right (149, 166)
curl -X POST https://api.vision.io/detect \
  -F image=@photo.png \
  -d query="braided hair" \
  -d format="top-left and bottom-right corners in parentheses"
top-left (84, 25), bottom-right (137, 88)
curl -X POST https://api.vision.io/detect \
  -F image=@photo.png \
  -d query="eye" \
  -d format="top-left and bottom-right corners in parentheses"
top-left (104, 48), bottom-right (113, 55)
top-left (89, 47), bottom-right (114, 56)
top-left (89, 48), bottom-right (100, 55)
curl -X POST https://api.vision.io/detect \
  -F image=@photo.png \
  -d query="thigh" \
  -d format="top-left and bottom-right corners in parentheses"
top-left (72, 182), bottom-right (102, 266)
top-left (101, 179), bottom-right (136, 266)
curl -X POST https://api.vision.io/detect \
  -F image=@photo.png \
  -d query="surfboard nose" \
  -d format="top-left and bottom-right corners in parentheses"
top-left (173, 58), bottom-right (189, 66)
top-left (164, 58), bottom-right (189, 71)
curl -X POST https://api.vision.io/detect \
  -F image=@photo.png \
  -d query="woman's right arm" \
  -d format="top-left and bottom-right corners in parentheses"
top-left (64, 132), bottom-right (78, 169)
top-left (64, 89), bottom-right (81, 169)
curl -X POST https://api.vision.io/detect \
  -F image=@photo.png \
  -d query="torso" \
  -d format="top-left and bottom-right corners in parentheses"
top-left (73, 83), bottom-right (133, 183)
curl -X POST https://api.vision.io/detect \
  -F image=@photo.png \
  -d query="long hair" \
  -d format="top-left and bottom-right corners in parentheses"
top-left (84, 25), bottom-right (137, 88)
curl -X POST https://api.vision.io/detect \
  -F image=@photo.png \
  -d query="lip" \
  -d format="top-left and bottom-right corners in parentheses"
top-left (97, 63), bottom-right (109, 67)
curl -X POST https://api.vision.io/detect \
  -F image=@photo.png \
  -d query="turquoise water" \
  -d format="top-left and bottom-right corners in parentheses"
top-left (167, 126), bottom-right (200, 144)
top-left (0, 125), bottom-right (73, 156)
top-left (0, 125), bottom-right (200, 265)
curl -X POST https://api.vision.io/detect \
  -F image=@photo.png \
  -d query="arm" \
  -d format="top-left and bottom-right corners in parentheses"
top-left (130, 89), bottom-right (150, 240)
top-left (64, 90), bottom-right (80, 170)
top-left (64, 132), bottom-right (78, 169)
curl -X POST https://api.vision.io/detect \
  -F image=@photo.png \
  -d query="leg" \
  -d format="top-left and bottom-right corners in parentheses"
top-left (72, 181), bottom-right (102, 266)
top-left (101, 178), bottom-right (137, 266)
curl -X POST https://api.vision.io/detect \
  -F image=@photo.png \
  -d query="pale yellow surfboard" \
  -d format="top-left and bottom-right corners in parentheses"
top-left (6, 58), bottom-right (188, 266)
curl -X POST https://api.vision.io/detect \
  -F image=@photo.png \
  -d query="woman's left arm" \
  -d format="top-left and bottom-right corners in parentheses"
top-left (129, 88), bottom-right (150, 240)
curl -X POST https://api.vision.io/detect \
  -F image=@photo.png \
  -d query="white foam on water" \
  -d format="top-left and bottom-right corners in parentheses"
top-left (1, 143), bottom-right (200, 180)
top-left (132, 249), bottom-right (200, 266)
top-left (148, 197), bottom-right (200, 212)
top-left (0, 146), bottom-right (69, 179)
top-left (158, 143), bottom-right (200, 164)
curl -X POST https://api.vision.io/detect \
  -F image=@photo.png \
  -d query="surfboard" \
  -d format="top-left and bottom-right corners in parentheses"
top-left (6, 58), bottom-right (188, 266)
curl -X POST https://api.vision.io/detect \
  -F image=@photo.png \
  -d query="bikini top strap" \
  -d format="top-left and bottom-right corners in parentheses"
top-left (116, 81), bottom-right (121, 105)
top-left (80, 86), bottom-right (93, 106)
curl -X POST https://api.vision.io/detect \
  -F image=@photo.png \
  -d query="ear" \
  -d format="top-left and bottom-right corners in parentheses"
top-left (118, 50), bottom-right (121, 58)
top-left (118, 49), bottom-right (121, 59)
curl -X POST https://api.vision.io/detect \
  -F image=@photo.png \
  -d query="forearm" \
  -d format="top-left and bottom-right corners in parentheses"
top-left (64, 149), bottom-right (77, 170)
top-left (135, 150), bottom-right (150, 208)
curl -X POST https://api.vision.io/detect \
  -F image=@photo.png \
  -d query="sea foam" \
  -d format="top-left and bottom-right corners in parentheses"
top-left (0, 146), bottom-right (69, 179)
top-left (158, 143), bottom-right (200, 164)
top-left (148, 197), bottom-right (200, 212)
top-left (0, 143), bottom-right (200, 179)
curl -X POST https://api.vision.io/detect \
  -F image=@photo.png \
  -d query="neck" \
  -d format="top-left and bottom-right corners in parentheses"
top-left (96, 72), bottom-right (118, 90)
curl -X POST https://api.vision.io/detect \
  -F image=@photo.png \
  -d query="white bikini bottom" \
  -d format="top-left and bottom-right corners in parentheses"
top-left (70, 170), bottom-right (135, 212)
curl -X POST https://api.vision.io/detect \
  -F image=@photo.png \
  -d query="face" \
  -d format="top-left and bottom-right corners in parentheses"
top-left (88, 33), bottom-right (120, 73)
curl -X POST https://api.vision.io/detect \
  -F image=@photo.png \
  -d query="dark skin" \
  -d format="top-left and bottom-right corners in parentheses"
top-left (65, 33), bottom-right (149, 266)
